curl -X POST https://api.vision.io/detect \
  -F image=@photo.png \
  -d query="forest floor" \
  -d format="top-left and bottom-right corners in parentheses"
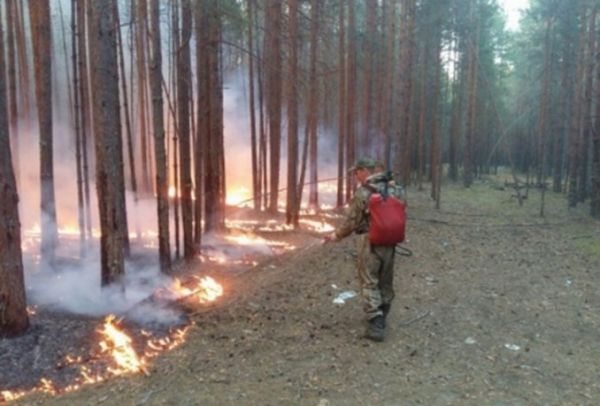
top-left (6, 175), bottom-right (600, 405)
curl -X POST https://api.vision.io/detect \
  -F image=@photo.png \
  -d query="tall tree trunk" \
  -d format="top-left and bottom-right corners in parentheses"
top-left (6, 0), bottom-right (19, 186)
top-left (195, 0), bottom-right (206, 243)
top-left (114, 0), bottom-right (138, 204)
top-left (307, 0), bottom-right (319, 209)
top-left (416, 41), bottom-right (429, 191)
top-left (216, 9), bottom-right (225, 230)
top-left (88, 0), bottom-right (128, 287)
top-left (0, 6), bottom-right (29, 337)
top-left (381, 0), bottom-right (396, 166)
top-left (14, 0), bottom-right (31, 121)
top-left (464, 0), bottom-right (479, 188)
top-left (135, 0), bottom-right (152, 195)
top-left (171, 0), bottom-right (181, 258)
top-left (394, 0), bottom-right (416, 185)
top-left (430, 20), bottom-right (442, 204)
top-left (538, 19), bottom-right (553, 216)
top-left (578, 5), bottom-right (596, 202)
top-left (204, 0), bottom-right (225, 231)
top-left (77, 0), bottom-right (93, 241)
top-left (178, 0), bottom-right (195, 259)
top-left (568, 7), bottom-right (586, 208)
top-left (150, 0), bottom-right (171, 273)
top-left (592, 10), bottom-right (600, 218)
top-left (336, 0), bottom-right (346, 207)
top-left (29, 0), bottom-right (57, 267)
top-left (361, 0), bottom-right (377, 155)
top-left (257, 22), bottom-right (268, 211)
top-left (285, 0), bottom-right (299, 226)
top-left (71, 0), bottom-right (86, 256)
top-left (296, 114), bottom-right (310, 215)
top-left (345, 0), bottom-right (357, 201)
top-left (265, 0), bottom-right (282, 213)
top-left (247, 0), bottom-right (260, 211)
top-left (449, 36), bottom-right (462, 182)
top-left (58, 0), bottom-right (74, 120)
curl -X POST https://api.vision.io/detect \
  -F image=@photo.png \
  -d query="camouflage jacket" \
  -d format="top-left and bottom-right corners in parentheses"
top-left (334, 172), bottom-right (406, 240)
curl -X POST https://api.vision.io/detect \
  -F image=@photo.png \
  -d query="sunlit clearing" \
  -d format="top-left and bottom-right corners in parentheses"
top-left (226, 186), bottom-right (252, 206)
top-left (224, 234), bottom-right (270, 245)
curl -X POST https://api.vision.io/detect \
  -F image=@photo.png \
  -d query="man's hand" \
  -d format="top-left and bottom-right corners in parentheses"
top-left (323, 232), bottom-right (338, 244)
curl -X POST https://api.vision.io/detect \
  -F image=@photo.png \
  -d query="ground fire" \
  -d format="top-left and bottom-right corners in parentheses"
top-left (0, 275), bottom-right (222, 403)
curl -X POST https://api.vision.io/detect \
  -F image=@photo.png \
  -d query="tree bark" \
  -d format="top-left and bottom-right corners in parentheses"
top-left (171, 0), bottom-right (181, 259)
top-left (6, 0), bottom-right (19, 186)
top-left (416, 40), bottom-right (429, 191)
top-left (285, 0), bottom-right (299, 226)
top-left (14, 0), bottom-right (31, 121)
top-left (307, 0), bottom-right (319, 209)
top-left (345, 0), bottom-right (357, 201)
top-left (578, 5), bottom-right (596, 202)
top-left (71, 0), bottom-right (86, 256)
top-left (464, 0), bottom-right (479, 188)
top-left (592, 9), bottom-right (600, 218)
top-left (538, 19), bottom-right (553, 216)
top-left (394, 0), bottom-right (416, 186)
top-left (430, 20), bottom-right (443, 204)
top-left (135, 0), bottom-right (152, 196)
top-left (114, 0), bottom-right (138, 204)
top-left (361, 0), bottom-right (377, 155)
top-left (88, 0), bottom-right (128, 287)
top-left (29, 0), bottom-right (58, 267)
top-left (178, 0), bottom-right (195, 259)
top-left (568, 7), bottom-right (586, 208)
top-left (76, 0), bottom-right (93, 241)
top-left (265, 0), bottom-right (282, 213)
top-left (449, 36), bottom-right (463, 182)
top-left (247, 0), bottom-right (260, 211)
top-left (150, 0), bottom-right (171, 272)
top-left (336, 0), bottom-right (346, 207)
top-left (203, 0), bottom-right (225, 231)
top-left (195, 0), bottom-right (206, 243)
top-left (0, 6), bottom-right (29, 337)
top-left (381, 0), bottom-right (396, 167)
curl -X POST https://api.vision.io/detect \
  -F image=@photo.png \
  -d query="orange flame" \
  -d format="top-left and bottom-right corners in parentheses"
top-left (299, 219), bottom-right (335, 233)
top-left (169, 276), bottom-right (223, 303)
top-left (98, 315), bottom-right (148, 376)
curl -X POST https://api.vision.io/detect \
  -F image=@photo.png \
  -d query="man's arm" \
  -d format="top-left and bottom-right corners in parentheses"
top-left (325, 188), bottom-right (369, 242)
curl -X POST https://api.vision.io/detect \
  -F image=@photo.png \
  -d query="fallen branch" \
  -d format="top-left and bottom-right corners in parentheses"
top-left (398, 310), bottom-right (430, 327)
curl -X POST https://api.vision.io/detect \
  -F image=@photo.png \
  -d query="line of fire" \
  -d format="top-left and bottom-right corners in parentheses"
top-left (1, 0), bottom-right (600, 403)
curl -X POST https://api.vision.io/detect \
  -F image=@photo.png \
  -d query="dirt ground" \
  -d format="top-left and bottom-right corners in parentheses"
top-left (8, 179), bottom-right (600, 405)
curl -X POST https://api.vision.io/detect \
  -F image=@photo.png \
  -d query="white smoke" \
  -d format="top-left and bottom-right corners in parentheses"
top-left (24, 256), bottom-right (185, 325)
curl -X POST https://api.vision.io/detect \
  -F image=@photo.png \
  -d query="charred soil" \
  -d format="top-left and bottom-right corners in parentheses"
top-left (6, 180), bottom-right (600, 405)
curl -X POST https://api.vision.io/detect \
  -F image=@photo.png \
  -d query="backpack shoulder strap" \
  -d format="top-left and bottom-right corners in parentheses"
top-left (363, 183), bottom-right (378, 194)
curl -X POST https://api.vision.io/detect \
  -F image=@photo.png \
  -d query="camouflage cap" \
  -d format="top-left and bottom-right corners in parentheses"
top-left (348, 157), bottom-right (376, 172)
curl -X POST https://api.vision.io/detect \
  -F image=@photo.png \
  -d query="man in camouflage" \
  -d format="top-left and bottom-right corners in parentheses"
top-left (325, 157), bottom-right (406, 342)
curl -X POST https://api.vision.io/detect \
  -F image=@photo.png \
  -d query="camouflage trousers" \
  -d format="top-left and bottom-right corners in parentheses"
top-left (356, 234), bottom-right (396, 320)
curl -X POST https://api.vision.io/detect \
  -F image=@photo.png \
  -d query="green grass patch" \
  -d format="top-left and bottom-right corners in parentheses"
top-left (573, 235), bottom-right (600, 260)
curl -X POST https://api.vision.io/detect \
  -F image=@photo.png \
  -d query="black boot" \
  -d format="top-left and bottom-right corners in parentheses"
top-left (380, 303), bottom-right (391, 318)
top-left (365, 315), bottom-right (385, 342)
top-left (379, 303), bottom-right (392, 328)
